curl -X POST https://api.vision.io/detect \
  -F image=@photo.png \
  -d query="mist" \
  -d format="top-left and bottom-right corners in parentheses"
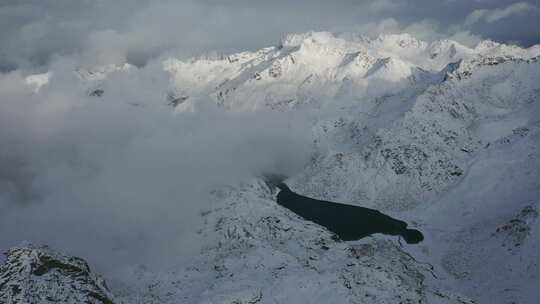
top-left (1, 0), bottom-right (539, 286)
top-left (0, 58), bottom-right (312, 277)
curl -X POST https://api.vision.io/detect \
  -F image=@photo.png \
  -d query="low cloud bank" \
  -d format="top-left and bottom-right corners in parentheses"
top-left (0, 59), bottom-right (312, 277)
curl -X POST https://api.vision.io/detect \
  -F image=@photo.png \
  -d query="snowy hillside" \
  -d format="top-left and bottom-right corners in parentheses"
top-left (0, 244), bottom-right (117, 304)
top-left (10, 31), bottom-right (540, 303)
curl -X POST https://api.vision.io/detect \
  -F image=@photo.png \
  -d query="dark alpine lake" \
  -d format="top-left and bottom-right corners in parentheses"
top-left (276, 183), bottom-right (424, 244)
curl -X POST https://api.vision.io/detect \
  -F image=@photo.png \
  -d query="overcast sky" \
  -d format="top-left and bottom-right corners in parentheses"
top-left (1, 0), bottom-right (539, 71)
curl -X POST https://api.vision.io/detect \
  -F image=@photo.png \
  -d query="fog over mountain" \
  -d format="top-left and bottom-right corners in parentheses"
top-left (1, 0), bottom-right (539, 70)
top-left (1, 1), bottom-right (540, 304)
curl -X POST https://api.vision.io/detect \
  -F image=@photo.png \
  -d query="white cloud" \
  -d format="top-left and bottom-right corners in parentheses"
top-left (465, 2), bottom-right (535, 26)
top-left (486, 2), bottom-right (534, 22)
top-left (353, 18), bottom-right (482, 47)
top-left (351, 18), bottom-right (401, 36)
top-left (0, 58), bottom-right (312, 278)
top-left (448, 30), bottom-right (482, 47)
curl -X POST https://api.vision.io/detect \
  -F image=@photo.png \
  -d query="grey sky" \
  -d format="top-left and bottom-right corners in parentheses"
top-left (1, 0), bottom-right (539, 71)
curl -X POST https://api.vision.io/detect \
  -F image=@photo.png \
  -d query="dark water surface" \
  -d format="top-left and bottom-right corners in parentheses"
top-left (276, 183), bottom-right (423, 244)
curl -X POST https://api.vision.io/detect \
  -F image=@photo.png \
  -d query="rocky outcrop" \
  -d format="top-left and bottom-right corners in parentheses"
top-left (0, 244), bottom-right (117, 304)
top-left (494, 205), bottom-right (539, 251)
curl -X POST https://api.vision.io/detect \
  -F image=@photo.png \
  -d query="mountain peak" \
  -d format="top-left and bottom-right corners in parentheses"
top-left (475, 39), bottom-right (501, 51)
top-left (281, 31), bottom-right (339, 48)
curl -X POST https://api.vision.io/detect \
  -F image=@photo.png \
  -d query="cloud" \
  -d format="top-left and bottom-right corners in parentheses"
top-left (352, 18), bottom-right (482, 47)
top-left (0, 0), bottom-right (539, 284)
top-left (448, 30), bottom-right (483, 47)
top-left (1, 1), bottom-right (540, 71)
top-left (0, 59), bottom-right (312, 278)
top-left (465, 2), bottom-right (536, 26)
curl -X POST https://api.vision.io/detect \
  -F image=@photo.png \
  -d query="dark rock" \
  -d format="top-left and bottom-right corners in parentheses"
top-left (0, 244), bottom-right (117, 304)
top-left (89, 89), bottom-right (104, 97)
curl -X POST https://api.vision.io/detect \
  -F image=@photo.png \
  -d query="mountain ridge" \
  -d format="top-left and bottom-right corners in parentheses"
top-left (10, 31), bottom-right (540, 303)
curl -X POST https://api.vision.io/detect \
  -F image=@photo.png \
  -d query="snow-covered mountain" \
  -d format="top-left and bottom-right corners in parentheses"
top-left (0, 244), bottom-right (117, 304)
top-left (9, 31), bottom-right (540, 303)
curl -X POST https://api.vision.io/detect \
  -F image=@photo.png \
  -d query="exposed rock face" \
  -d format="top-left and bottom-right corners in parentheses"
top-left (0, 244), bottom-right (117, 304)
top-left (494, 205), bottom-right (539, 251)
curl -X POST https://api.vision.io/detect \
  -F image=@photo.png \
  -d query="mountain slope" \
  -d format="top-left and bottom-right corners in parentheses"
top-left (0, 244), bottom-right (117, 304)
top-left (18, 31), bottom-right (540, 303)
